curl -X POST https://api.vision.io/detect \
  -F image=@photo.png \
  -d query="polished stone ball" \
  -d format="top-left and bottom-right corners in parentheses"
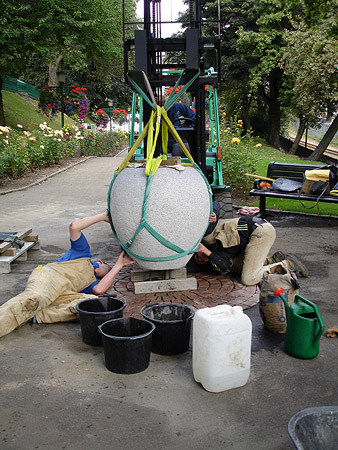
top-left (109, 165), bottom-right (211, 270)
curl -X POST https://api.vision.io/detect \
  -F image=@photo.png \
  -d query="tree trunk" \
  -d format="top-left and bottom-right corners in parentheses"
top-left (289, 117), bottom-right (306, 155)
top-left (0, 76), bottom-right (6, 126)
top-left (259, 68), bottom-right (283, 149)
top-left (241, 92), bottom-right (251, 134)
top-left (267, 69), bottom-right (282, 148)
top-left (267, 104), bottom-right (281, 149)
top-left (48, 55), bottom-right (64, 87)
top-left (306, 114), bottom-right (338, 161)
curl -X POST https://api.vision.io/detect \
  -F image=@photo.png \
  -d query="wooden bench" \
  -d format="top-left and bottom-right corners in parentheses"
top-left (249, 161), bottom-right (338, 216)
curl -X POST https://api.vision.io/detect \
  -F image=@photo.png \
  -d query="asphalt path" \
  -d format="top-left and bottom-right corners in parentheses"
top-left (0, 153), bottom-right (338, 450)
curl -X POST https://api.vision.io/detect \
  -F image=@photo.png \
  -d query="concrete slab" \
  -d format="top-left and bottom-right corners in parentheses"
top-left (131, 267), bottom-right (188, 282)
top-left (1, 152), bottom-right (338, 450)
top-left (133, 276), bottom-right (197, 294)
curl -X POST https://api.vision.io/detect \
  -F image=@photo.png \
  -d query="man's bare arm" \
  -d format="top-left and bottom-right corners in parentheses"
top-left (69, 211), bottom-right (111, 241)
top-left (92, 252), bottom-right (135, 295)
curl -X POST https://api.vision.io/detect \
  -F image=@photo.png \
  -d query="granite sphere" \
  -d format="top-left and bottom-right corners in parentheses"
top-left (109, 166), bottom-right (211, 270)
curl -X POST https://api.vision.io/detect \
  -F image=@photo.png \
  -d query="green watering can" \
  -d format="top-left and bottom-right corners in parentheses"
top-left (274, 288), bottom-right (325, 359)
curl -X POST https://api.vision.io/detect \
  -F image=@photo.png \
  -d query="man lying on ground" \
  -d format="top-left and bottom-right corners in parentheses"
top-left (0, 211), bottom-right (134, 338)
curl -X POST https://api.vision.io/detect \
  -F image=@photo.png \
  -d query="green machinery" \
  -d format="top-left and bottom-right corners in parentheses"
top-left (123, 0), bottom-right (232, 217)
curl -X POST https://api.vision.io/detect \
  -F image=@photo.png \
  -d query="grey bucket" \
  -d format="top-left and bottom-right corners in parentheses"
top-left (288, 406), bottom-right (338, 450)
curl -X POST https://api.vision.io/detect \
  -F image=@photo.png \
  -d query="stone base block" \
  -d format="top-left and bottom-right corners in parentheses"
top-left (131, 267), bottom-right (187, 282)
top-left (133, 277), bottom-right (197, 294)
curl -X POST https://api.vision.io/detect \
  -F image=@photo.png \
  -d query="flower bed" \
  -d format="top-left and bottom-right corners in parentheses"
top-left (0, 122), bottom-right (127, 180)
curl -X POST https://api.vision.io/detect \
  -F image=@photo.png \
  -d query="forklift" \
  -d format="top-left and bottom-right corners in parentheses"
top-left (122, 0), bottom-right (232, 218)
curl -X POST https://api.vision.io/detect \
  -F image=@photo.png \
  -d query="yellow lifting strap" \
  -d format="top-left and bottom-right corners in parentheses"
top-left (116, 106), bottom-right (194, 177)
top-left (145, 106), bottom-right (164, 176)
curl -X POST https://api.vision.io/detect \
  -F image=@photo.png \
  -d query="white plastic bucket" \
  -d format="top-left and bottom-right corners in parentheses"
top-left (192, 305), bottom-right (252, 393)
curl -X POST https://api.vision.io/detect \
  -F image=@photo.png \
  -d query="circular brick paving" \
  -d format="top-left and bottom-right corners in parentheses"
top-left (110, 266), bottom-right (259, 317)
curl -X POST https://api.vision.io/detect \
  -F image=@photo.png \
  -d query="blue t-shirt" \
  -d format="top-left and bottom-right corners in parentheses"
top-left (56, 233), bottom-right (99, 294)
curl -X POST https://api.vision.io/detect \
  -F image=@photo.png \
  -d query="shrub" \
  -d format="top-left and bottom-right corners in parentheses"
top-left (220, 116), bottom-right (258, 193)
top-left (79, 131), bottom-right (127, 157)
top-left (0, 125), bottom-right (30, 176)
top-left (0, 123), bottom-right (127, 181)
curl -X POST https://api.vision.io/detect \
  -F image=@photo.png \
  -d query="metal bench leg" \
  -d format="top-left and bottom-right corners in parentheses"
top-left (259, 197), bottom-right (266, 217)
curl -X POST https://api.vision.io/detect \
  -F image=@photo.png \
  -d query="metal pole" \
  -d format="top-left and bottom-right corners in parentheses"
top-left (305, 120), bottom-right (308, 149)
top-left (60, 82), bottom-right (64, 128)
top-left (109, 109), bottom-right (112, 132)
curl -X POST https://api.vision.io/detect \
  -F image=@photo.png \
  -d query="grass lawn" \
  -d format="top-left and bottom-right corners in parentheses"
top-left (2, 91), bottom-right (92, 131)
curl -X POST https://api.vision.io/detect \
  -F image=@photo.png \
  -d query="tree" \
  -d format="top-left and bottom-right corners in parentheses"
top-left (0, 0), bottom-right (137, 125)
top-left (213, 0), bottom-right (258, 134)
top-left (302, 0), bottom-right (338, 35)
top-left (188, 0), bottom-right (302, 148)
top-left (178, 0), bottom-right (338, 154)
top-left (177, 0), bottom-right (260, 134)
top-left (282, 22), bottom-right (338, 159)
top-left (310, 115), bottom-right (338, 160)
top-left (236, 0), bottom-right (304, 148)
top-left (32, 0), bottom-right (128, 85)
top-left (0, 1), bottom-right (39, 124)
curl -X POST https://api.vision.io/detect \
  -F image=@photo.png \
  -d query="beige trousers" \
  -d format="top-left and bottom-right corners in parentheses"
top-left (0, 258), bottom-right (96, 338)
top-left (231, 222), bottom-right (283, 286)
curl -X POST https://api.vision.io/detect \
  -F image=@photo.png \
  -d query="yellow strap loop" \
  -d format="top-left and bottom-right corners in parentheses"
top-left (116, 106), bottom-right (195, 178)
top-left (145, 106), bottom-right (165, 176)
top-left (161, 115), bottom-right (169, 157)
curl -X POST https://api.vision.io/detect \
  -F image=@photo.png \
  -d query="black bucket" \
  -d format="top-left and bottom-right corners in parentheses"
top-left (76, 295), bottom-right (126, 346)
top-left (141, 302), bottom-right (195, 355)
top-left (98, 317), bottom-right (155, 374)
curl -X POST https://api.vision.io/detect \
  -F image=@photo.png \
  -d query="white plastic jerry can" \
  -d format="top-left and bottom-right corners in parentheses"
top-left (192, 305), bottom-right (252, 393)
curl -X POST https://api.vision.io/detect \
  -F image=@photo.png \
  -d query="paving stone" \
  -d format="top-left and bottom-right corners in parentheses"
top-left (110, 266), bottom-right (258, 317)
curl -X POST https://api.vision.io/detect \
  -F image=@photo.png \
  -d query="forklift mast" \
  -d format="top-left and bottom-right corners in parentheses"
top-left (123, 0), bottom-right (221, 167)
top-left (121, 0), bottom-right (232, 216)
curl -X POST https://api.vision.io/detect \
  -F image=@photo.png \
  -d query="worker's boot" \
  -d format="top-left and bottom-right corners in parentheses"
top-left (285, 253), bottom-right (309, 278)
top-left (265, 251), bottom-right (286, 265)
top-left (272, 251), bottom-right (286, 263)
